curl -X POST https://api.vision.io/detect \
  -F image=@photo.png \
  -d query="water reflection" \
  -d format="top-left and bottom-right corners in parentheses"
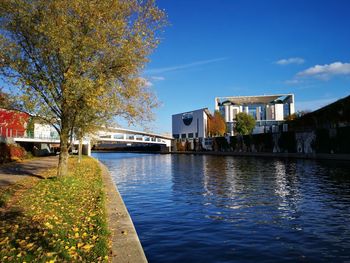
top-left (171, 156), bottom-right (303, 224)
top-left (94, 153), bottom-right (350, 263)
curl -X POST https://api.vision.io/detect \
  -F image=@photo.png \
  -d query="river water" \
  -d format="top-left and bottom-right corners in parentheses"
top-left (93, 152), bottom-right (350, 263)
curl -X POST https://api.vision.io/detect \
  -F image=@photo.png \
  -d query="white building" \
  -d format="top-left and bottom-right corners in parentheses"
top-left (215, 94), bottom-right (295, 135)
top-left (172, 108), bottom-right (211, 140)
top-left (33, 123), bottom-right (59, 139)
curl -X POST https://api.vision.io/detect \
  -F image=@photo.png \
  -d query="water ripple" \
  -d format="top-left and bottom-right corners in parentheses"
top-left (93, 153), bottom-right (350, 263)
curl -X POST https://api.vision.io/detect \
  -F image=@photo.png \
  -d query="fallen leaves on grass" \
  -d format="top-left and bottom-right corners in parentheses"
top-left (0, 157), bottom-right (109, 262)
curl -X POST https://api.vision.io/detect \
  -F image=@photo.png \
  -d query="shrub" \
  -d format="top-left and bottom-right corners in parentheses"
top-left (176, 140), bottom-right (188, 151)
top-left (0, 143), bottom-right (26, 163)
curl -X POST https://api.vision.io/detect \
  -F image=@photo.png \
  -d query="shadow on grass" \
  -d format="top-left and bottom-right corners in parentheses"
top-left (0, 207), bottom-right (67, 261)
top-left (0, 167), bottom-right (48, 179)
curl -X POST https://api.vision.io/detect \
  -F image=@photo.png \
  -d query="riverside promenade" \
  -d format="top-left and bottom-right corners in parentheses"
top-left (0, 156), bottom-right (58, 187)
top-left (0, 156), bottom-right (147, 263)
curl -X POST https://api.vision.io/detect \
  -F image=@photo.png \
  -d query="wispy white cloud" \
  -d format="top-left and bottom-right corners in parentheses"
top-left (150, 76), bottom-right (165, 81)
top-left (297, 61), bottom-right (350, 79)
top-left (276, 57), bottom-right (305, 65)
top-left (145, 57), bottom-right (229, 74)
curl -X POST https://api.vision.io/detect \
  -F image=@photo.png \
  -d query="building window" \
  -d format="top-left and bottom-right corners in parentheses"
top-left (181, 133), bottom-right (186, 139)
top-left (284, 103), bottom-right (290, 118)
top-left (195, 132), bottom-right (198, 138)
top-left (188, 133), bottom-right (194, 138)
top-left (173, 134), bottom-right (179, 139)
top-left (113, 134), bottom-right (124, 139)
top-left (249, 108), bottom-right (257, 119)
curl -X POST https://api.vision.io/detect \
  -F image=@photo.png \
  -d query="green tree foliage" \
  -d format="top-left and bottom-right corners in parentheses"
top-left (235, 112), bottom-right (256, 135)
top-left (0, 0), bottom-right (166, 176)
top-left (208, 111), bottom-right (226, 137)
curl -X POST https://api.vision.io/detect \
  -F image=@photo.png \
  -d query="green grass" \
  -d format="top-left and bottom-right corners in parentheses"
top-left (0, 157), bottom-right (109, 262)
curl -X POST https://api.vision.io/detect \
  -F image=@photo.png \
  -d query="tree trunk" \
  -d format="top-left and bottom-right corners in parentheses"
top-left (78, 137), bottom-right (82, 163)
top-left (57, 127), bottom-right (69, 177)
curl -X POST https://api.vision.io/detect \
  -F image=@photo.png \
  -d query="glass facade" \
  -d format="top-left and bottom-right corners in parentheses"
top-left (284, 103), bottom-right (290, 119)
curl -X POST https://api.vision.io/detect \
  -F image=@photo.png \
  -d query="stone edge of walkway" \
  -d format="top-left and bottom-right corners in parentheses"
top-left (98, 161), bottom-right (148, 263)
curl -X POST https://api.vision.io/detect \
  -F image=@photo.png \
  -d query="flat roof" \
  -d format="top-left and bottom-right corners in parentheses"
top-left (172, 108), bottom-right (211, 116)
top-left (216, 94), bottom-right (294, 105)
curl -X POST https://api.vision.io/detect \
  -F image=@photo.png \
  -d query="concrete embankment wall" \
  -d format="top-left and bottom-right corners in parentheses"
top-left (174, 126), bottom-right (350, 160)
top-left (172, 151), bottom-right (350, 161)
top-left (99, 162), bottom-right (147, 263)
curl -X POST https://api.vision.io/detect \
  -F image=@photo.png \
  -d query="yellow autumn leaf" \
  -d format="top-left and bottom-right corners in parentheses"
top-left (82, 244), bottom-right (94, 250)
top-left (26, 243), bottom-right (34, 248)
top-left (45, 222), bottom-right (53, 229)
top-left (46, 252), bottom-right (56, 257)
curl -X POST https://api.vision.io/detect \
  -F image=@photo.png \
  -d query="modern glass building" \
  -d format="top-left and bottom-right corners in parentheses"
top-left (215, 94), bottom-right (295, 135)
top-left (172, 108), bottom-right (211, 140)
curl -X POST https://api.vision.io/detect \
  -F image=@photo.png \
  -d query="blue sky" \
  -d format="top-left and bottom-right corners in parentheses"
top-left (1, 0), bottom-right (349, 134)
top-left (136, 0), bottom-right (350, 134)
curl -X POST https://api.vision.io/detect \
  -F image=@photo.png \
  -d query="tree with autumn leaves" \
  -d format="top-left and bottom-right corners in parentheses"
top-left (234, 112), bottom-right (256, 135)
top-left (0, 0), bottom-right (166, 176)
top-left (208, 111), bottom-right (226, 137)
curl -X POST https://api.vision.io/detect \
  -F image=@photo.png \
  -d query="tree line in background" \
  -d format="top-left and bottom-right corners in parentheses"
top-left (0, 0), bottom-right (166, 176)
top-left (208, 111), bottom-right (256, 136)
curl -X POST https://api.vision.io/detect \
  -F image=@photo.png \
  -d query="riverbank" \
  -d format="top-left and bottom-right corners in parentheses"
top-left (172, 151), bottom-right (350, 161)
top-left (0, 156), bottom-right (147, 262)
top-left (0, 157), bottom-right (109, 262)
top-left (99, 162), bottom-right (147, 263)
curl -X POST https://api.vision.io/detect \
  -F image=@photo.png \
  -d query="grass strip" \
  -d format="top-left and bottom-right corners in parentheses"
top-left (0, 157), bottom-right (109, 262)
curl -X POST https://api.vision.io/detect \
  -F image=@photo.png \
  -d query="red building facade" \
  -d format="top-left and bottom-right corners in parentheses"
top-left (0, 109), bottom-right (29, 138)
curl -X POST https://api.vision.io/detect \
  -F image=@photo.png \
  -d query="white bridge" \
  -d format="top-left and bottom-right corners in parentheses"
top-left (1, 126), bottom-right (173, 155)
top-left (94, 127), bottom-right (172, 148)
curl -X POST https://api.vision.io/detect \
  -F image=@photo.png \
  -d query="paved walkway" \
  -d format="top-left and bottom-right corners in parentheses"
top-left (0, 156), bottom-right (58, 187)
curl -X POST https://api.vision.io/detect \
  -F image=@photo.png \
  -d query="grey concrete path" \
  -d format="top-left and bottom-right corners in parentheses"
top-left (0, 156), bottom-right (58, 187)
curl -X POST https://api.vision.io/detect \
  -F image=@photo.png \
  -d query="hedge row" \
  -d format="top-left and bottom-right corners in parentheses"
top-left (0, 143), bottom-right (27, 163)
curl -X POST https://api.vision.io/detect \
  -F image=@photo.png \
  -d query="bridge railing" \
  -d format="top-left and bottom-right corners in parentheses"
top-left (98, 133), bottom-right (167, 144)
